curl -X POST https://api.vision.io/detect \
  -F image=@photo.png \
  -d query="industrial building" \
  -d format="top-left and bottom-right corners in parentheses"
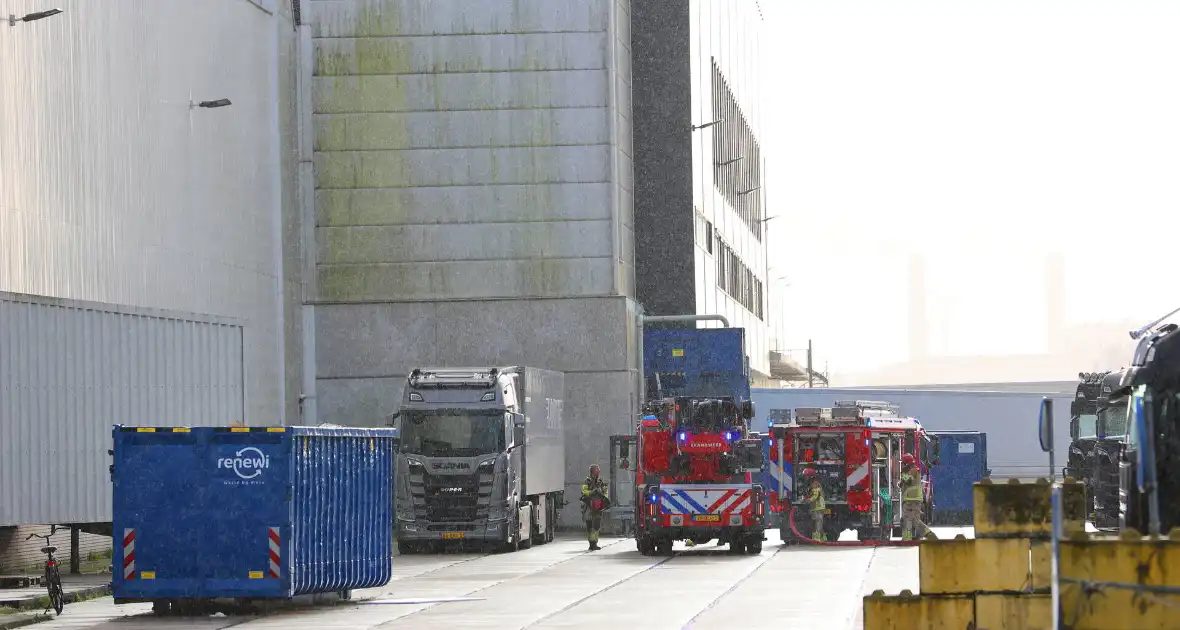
top-left (631, 0), bottom-right (792, 387)
top-left (303, 0), bottom-right (641, 524)
top-left (1, 0), bottom-right (789, 548)
top-left (0, 0), bottom-right (303, 562)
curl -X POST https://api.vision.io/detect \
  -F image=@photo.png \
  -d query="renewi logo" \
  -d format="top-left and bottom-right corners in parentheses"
top-left (218, 447), bottom-right (270, 480)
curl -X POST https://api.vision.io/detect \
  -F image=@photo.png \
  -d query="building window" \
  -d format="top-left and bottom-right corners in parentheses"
top-left (711, 58), bottom-right (763, 242)
top-left (705, 221), bottom-right (713, 254)
top-left (710, 237), bottom-right (764, 321)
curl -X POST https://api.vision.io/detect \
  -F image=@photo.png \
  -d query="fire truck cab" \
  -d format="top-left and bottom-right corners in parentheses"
top-left (768, 400), bottom-right (938, 542)
top-left (633, 396), bottom-right (767, 555)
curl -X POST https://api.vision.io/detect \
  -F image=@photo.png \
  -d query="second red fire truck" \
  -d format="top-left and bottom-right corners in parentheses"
top-left (767, 400), bottom-right (938, 542)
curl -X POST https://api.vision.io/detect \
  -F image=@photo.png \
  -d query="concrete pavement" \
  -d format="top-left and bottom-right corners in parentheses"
top-left (20, 530), bottom-right (959, 629)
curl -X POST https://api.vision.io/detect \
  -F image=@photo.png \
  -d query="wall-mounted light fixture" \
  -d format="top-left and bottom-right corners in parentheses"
top-left (191, 98), bottom-right (233, 109)
top-left (717, 156), bottom-right (745, 167)
top-left (691, 118), bottom-right (724, 132)
top-left (7, 8), bottom-right (63, 26)
top-left (738, 186), bottom-right (762, 196)
top-left (759, 215), bottom-right (778, 223)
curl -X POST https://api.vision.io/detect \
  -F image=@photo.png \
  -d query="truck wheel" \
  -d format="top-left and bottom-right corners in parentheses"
top-left (657, 537), bottom-right (674, 556)
top-left (397, 541), bottom-right (418, 555)
top-left (636, 535), bottom-right (654, 556)
top-left (745, 537), bottom-right (763, 554)
top-left (729, 539), bottom-right (746, 554)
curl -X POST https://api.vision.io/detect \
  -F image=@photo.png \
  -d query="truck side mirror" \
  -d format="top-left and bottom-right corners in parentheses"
top-left (513, 423), bottom-right (526, 447)
top-left (386, 411), bottom-right (400, 426)
top-left (741, 400), bottom-right (755, 420)
top-left (1068, 417), bottom-right (1078, 440)
top-left (1038, 398), bottom-right (1054, 453)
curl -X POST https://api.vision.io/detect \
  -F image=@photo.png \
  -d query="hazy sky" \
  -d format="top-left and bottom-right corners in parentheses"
top-left (761, 0), bottom-right (1180, 374)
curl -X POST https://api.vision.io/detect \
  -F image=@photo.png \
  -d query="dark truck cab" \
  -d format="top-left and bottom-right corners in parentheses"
top-left (1114, 317), bottom-right (1180, 536)
top-left (1091, 369), bottom-right (1129, 530)
top-left (1065, 372), bottom-right (1104, 517)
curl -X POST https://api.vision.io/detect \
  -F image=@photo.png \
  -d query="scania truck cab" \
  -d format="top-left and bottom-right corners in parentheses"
top-left (390, 366), bottom-right (565, 554)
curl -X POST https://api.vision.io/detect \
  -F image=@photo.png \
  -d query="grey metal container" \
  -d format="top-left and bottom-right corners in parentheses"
top-left (0, 291), bottom-right (243, 528)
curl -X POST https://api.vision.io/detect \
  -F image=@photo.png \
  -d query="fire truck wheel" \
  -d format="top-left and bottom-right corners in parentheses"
top-left (636, 535), bottom-right (654, 556)
top-left (745, 537), bottom-right (763, 554)
top-left (656, 537), bottom-right (674, 556)
top-left (728, 539), bottom-right (746, 554)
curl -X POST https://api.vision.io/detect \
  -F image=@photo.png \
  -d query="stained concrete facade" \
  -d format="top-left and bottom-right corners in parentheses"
top-left (304, 0), bottom-right (640, 523)
top-left (632, 0), bottom-right (771, 378)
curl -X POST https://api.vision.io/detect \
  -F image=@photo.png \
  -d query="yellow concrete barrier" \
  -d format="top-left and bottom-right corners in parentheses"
top-left (1029, 540), bottom-right (1051, 592)
top-left (1056, 529), bottom-right (1180, 630)
top-left (919, 536), bottom-right (1032, 594)
top-left (974, 593), bottom-right (1051, 630)
top-left (973, 477), bottom-right (1086, 538)
top-left (862, 590), bottom-right (974, 630)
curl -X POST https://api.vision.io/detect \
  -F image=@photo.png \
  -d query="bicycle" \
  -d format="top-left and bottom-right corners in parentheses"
top-left (25, 525), bottom-right (64, 615)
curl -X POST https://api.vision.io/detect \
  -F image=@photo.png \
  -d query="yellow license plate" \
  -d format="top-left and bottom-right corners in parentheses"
top-left (442, 532), bottom-right (465, 540)
top-left (693, 514), bottom-right (721, 522)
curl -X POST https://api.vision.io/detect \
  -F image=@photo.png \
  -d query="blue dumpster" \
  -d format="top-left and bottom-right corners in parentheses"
top-left (111, 425), bottom-right (397, 605)
top-left (930, 431), bottom-right (989, 526)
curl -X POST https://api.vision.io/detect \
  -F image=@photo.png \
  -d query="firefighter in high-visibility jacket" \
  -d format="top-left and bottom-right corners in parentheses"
top-left (803, 468), bottom-right (828, 541)
top-left (899, 454), bottom-right (930, 540)
top-left (581, 464), bottom-right (611, 551)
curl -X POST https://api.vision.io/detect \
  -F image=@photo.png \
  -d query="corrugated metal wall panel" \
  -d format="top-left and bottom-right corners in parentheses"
top-left (0, 0), bottom-right (297, 428)
top-left (0, 292), bottom-right (244, 526)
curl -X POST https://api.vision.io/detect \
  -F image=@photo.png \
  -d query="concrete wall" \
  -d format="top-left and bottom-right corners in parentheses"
top-left (632, 0), bottom-right (695, 320)
top-left (0, 0), bottom-right (303, 426)
top-left (305, 0), bottom-right (640, 526)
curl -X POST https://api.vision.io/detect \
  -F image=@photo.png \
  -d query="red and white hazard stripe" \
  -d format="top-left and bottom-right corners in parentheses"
top-left (122, 528), bottom-right (136, 580)
top-left (719, 489), bottom-right (752, 516)
top-left (268, 527), bottom-right (280, 578)
top-left (847, 461), bottom-right (870, 492)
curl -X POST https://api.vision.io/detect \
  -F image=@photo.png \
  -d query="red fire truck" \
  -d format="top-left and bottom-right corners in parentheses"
top-left (633, 397), bottom-right (767, 555)
top-left (767, 400), bottom-right (939, 542)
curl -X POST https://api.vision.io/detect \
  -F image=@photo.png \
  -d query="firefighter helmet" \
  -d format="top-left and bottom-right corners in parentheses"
top-left (901, 453), bottom-right (916, 466)
top-left (802, 467), bottom-right (817, 477)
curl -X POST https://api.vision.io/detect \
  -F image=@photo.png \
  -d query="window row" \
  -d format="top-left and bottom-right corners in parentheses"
top-left (711, 58), bottom-right (764, 242)
top-left (714, 235), bottom-right (764, 320)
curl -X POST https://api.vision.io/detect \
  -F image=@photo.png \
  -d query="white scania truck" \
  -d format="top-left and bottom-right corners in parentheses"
top-left (390, 366), bottom-right (566, 553)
